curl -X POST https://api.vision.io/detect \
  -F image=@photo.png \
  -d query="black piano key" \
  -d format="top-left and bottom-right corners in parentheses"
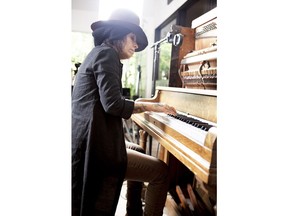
top-left (168, 114), bottom-right (213, 131)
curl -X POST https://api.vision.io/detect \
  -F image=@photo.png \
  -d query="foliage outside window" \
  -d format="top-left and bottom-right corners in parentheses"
top-left (122, 52), bottom-right (146, 99)
top-left (158, 43), bottom-right (172, 85)
top-left (71, 32), bottom-right (94, 78)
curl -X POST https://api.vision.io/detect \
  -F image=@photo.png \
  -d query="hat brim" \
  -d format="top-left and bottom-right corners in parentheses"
top-left (91, 20), bottom-right (148, 52)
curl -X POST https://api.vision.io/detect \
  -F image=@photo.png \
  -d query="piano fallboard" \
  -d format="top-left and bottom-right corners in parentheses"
top-left (132, 87), bottom-right (217, 185)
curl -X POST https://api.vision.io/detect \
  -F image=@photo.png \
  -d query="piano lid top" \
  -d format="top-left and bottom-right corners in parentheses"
top-left (155, 86), bottom-right (217, 97)
top-left (191, 7), bottom-right (217, 29)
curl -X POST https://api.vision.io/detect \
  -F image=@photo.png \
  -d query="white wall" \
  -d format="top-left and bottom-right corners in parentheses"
top-left (147, 0), bottom-right (188, 28)
top-left (72, 0), bottom-right (100, 33)
top-left (72, 10), bottom-right (99, 33)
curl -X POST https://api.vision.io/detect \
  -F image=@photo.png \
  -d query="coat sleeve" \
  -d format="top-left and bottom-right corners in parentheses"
top-left (93, 48), bottom-right (134, 119)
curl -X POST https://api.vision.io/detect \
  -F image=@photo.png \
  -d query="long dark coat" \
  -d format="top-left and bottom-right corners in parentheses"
top-left (72, 44), bottom-right (134, 216)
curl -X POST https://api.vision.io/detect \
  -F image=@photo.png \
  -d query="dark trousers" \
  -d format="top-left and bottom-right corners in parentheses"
top-left (125, 141), bottom-right (169, 216)
top-left (125, 141), bottom-right (145, 216)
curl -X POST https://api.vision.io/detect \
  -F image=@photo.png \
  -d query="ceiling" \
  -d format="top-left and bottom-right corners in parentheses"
top-left (72, 0), bottom-right (100, 12)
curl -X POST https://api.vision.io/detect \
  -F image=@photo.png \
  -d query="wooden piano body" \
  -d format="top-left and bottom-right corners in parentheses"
top-left (132, 87), bottom-right (217, 209)
top-left (131, 7), bottom-right (217, 214)
top-left (179, 7), bottom-right (217, 90)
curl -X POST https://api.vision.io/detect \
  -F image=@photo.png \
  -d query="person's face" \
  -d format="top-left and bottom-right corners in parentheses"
top-left (119, 33), bottom-right (138, 59)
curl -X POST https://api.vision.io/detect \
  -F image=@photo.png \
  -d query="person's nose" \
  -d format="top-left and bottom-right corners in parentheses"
top-left (134, 42), bottom-right (138, 49)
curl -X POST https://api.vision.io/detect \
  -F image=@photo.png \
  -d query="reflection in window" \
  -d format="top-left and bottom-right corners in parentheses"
top-left (155, 18), bottom-right (176, 88)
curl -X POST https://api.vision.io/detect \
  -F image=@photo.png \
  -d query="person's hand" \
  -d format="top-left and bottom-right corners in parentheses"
top-left (134, 102), bottom-right (177, 116)
top-left (156, 103), bottom-right (177, 116)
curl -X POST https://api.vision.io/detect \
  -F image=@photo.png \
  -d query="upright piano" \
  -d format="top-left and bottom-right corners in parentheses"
top-left (132, 7), bottom-right (217, 215)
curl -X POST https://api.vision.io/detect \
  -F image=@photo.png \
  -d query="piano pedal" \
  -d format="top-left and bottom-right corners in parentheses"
top-left (175, 185), bottom-right (194, 216)
top-left (192, 180), bottom-right (216, 216)
top-left (187, 184), bottom-right (199, 212)
top-left (175, 184), bottom-right (216, 216)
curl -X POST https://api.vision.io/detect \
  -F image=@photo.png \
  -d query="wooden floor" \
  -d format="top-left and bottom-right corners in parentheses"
top-left (115, 181), bottom-right (180, 216)
top-left (115, 181), bottom-right (128, 216)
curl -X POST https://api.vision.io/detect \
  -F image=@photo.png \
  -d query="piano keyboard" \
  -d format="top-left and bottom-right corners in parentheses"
top-left (147, 111), bottom-right (216, 146)
top-left (170, 113), bottom-right (215, 131)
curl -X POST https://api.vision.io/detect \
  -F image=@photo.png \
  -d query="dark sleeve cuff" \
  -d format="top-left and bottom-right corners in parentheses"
top-left (121, 99), bottom-right (134, 119)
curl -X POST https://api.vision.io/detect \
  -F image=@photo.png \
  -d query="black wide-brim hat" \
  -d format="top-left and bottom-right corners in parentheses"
top-left (91, 9), bottom-right (148, 52)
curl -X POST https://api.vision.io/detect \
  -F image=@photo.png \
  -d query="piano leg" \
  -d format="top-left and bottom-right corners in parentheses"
top-left (158, 144), bottom-right (169, 164)
top-left (138, 129), bottom-right (148, 152)
top-left (138, 129), bottom-right (156, 156)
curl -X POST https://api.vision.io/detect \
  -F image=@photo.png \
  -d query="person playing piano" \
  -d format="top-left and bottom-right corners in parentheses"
top-left (72, 8), bottom-right (177, 216)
